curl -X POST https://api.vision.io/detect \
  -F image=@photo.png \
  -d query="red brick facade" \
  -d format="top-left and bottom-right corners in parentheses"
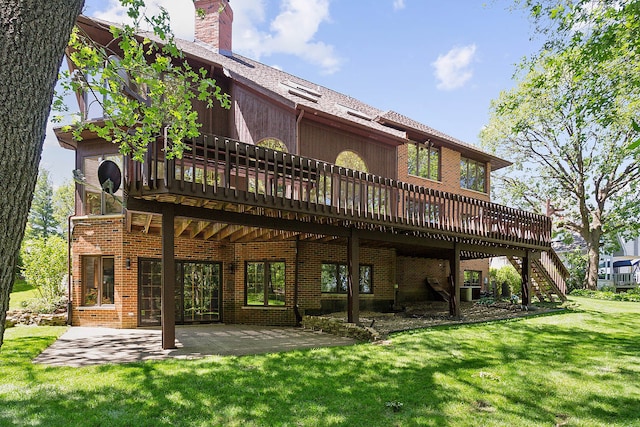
top-left (70, 216), bottom-right (487, 328)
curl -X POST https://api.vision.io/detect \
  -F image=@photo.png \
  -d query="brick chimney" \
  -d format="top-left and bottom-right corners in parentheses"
top-left (194, 0), bottom-right (233, 55)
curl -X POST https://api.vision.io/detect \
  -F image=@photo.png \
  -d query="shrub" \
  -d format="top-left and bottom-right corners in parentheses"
top-left (20, 236), bottom-right (68, 313)
top-left (570, 288), bottom-right (640, 302)
top-left (562, 250), bottom-right (588, 291)
top-left (489, 265), bottom-right (521, 296)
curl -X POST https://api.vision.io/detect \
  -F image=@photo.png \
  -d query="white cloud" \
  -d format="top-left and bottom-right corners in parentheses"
top-left (90, 0), bottom-right (195, 39)
top-left (235, 0), bottom-right (341, 74)
top-left (393, 0), bottom-right (406, 11)
top-left (432, 44), bottom-right (477, 90)
top-left (86, 0), bottom-right (341, 74)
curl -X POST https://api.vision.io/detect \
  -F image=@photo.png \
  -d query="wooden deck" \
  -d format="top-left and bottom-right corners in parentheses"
top-left (124, 133), bottom-right (552, 254)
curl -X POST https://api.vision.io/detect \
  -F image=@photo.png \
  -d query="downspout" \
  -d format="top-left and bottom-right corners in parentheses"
top-left (295, 109), bottom-right (304, 155)
top-left (294, 236), bottom-right (302, 326)
top-left (66, 215), bottom-right (73, 325)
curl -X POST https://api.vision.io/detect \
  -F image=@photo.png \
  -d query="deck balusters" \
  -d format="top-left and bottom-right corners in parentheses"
top-left (123, 132), bottom-right (552, 247)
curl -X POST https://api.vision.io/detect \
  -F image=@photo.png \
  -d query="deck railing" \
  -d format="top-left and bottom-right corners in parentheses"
top-left (539, 249), bottom-right (568, 296)
top-left (125, 133), bottom-right (552, 248)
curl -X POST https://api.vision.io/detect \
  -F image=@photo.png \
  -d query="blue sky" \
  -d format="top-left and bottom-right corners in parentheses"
top-left (43, 0), bottom-right (540, 186)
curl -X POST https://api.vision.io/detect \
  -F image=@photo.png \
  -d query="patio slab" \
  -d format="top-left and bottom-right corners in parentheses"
top-left (34, 324), bottom-right (357, 367)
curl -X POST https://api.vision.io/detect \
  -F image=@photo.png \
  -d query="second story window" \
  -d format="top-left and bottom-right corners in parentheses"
top-left (460, 157), bottom-right (486, 193)
top-left (407, 142), bottom-right (440, 181)
top-left (83, 155), bottom-right (123, 215)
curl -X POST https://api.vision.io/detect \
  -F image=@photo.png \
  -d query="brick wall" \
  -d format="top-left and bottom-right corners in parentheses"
top-left (397, 144), bottom-right (491, 202)
top-left (298, 242), bottom-right (396, 314)
top-left (71, 217), bottom-right (488, 328)
top-left (70, 215), bottom-right (125, 327)
top-left (396, 256), bottom-right (449, 302)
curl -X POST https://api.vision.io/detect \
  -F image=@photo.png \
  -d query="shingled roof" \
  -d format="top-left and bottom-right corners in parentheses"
top-left (76, 15), bottom-right (511, 170)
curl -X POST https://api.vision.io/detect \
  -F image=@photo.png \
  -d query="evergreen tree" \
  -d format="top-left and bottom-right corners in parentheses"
top-left (27, 168), bottom-right (59, 239)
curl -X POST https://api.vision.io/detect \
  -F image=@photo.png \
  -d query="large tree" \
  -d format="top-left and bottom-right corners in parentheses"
top-left (481, 44), bottom-right (640, 289)
top-left (0, 0), bottom-right (228, 349)
top-left (0, 0), bottom-right (84, 349)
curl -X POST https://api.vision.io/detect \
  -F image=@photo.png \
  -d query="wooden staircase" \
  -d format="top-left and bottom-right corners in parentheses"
top-left (426, 277), bottom-right (450, 301)
top-left (508, 249), bottom-right (568, 302)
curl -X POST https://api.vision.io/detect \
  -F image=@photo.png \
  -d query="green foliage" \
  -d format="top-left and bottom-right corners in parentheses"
top-left (561, 249), bottom-right (588, 291)
top-left (55, 1), bottom-right (231, 161)
top-left (8, 280), bottom-right (38, 310)
top-left (52, 180), bottom-right (75, 237)
top-left (2, 297), bottom-right (640, 425)
top-left (489, 265), bottom-right (521, 296)
top-left (20, 236), bottom-right (67, 313)
top-left (570, 287), bottom-right (640, 302)
top-left (26, 169), bottom-right (59, 239)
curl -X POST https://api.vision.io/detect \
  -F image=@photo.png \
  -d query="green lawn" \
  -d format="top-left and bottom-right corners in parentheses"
top-left (8, 279), bottom-right (39, 310)
top-left (1, 297), bottom-right (639, 426)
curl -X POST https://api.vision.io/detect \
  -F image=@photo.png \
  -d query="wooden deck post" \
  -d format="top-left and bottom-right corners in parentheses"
top-left (449, 242), bottom-right (461, 319)
top-left (347, 228), bottom-right (360, 325)
top-left (521, 251), bottom-right (532, 307)
top-left (161, 204), bottom-right (176, 349)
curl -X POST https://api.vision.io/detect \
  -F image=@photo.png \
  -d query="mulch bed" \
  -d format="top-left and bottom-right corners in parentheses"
top-left (325, 301), bottom-right (563, 337)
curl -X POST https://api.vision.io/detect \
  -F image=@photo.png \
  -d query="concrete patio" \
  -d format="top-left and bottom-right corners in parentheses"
top-left (34, 324), bottom-right (357, 367)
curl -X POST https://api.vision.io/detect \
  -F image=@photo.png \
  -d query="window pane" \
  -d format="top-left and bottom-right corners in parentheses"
top-left (417, 146), bottom-right (429, 178)
top-left (407, 144), bottom-right (418, 176)
top-left (338, 264), bottom-right (349, 293)
top-left (429, 148), bottom-right (440, 180)
top-left (477, 163), bottom-right (486, 192)
top-left (268, 262), bottom-right (286, 306)
top-left (359, 266), bottom-right (372, 294)
top-left (101, 257), bottom-right (114, 304)
top-left (460, 159), bottom-right (469, 189)
top-left (83, 256), bottom-right (99, 306)
top-left (246, 262), bottom-right (265, 305)
top-left (469, 162), bottom-right (477, 190)
top-left (321, 264), bottom-right (338, 292)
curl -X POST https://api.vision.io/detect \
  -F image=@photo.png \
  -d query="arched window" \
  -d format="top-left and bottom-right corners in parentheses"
top-left (334, 151), bottom-right (369, 212)
top-left (335, 150), bottom-right (368, 172)
top-left (257, 137), bottom-right (288, 152)
top-left (250, 138), bottom-right (288, 197)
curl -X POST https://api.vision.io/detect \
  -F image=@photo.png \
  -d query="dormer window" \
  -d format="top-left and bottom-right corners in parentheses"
top-left (407, 142), bottom-right (440, 181)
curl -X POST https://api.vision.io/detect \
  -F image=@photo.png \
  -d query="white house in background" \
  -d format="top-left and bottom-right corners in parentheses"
top-left (599, 236), bottom-right (640, 291)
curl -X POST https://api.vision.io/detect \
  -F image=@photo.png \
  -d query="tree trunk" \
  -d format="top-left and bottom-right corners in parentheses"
top-left (0, 0), bottom-right (84, 349)
top-left (585, 235), bottom-right (601, 290)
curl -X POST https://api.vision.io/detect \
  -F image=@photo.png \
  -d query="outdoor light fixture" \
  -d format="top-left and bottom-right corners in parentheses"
top-left (126, 257), bottom-right (131, 269)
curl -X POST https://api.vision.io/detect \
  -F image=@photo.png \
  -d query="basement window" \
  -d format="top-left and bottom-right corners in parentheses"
top-left (321, 263), bottom-right (372, 294)
top-left (245, 261), bottom-right (286, 306)
top-left (82, 256), bottom-right (115, 306)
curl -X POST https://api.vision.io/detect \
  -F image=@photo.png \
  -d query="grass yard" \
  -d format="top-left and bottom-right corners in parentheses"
top-left (1, 297), bottom-right (639, 426)
top-left (8, 279), bottom-right (39, 310)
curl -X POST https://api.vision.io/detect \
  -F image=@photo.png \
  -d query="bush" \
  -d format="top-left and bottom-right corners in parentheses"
top-left (562, 250), bottom-right (588, 291)
top-left (570, 288), bottom-right (640, 302)
top-left (20, 236), bottom-right (67, 313)
top-left (489, 265), bottom-right (521, 296)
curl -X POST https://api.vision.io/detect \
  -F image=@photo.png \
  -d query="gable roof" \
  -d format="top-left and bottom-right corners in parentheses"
top-left (75, 15), bottom-right (511, 170)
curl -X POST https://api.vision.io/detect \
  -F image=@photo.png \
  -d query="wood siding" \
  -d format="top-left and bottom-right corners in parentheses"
top-left (193, 70), bottom-right (231, 137)
top-left (232, 85), bottom-right (297, 152)
top-left (299, 121), bottom-right (396, 177)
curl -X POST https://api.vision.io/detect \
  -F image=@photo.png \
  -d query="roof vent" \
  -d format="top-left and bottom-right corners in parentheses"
top-left (336, 103), bottom-right (374, 121)
top-left (280, 80), bottom-right (321, 102)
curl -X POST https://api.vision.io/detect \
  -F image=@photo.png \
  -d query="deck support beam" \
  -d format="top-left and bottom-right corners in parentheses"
top-left (161, 204), bottom-right (176, 350)
top-left (347, 228), bottom-right (360, 325)
top-left (449, 242), bottom-right (461, 319)
top-left (521, 251), bottom-right (532, 307)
